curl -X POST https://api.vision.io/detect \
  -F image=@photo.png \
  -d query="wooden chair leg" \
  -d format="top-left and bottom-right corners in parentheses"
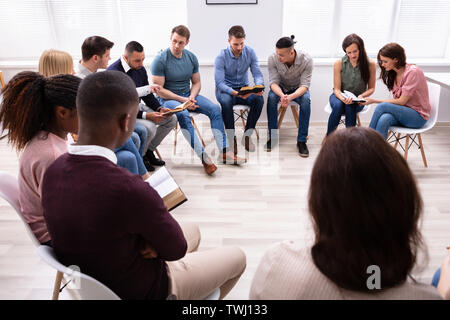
top-left (393, 133), bottom-right (401, 150)
top-left (155, 148), bottom-right (162, 160)
top-left (277, 107), bottom-right (287, 129)
top-left (191, 117), bottom-right (206, 148)
top-left (291, 105), bottom-right (299, 128)
top-left (404, 134), bottom-right (410, 160)
top-left (173, 122), bottom-right (178, 155)
top-left (356, 114), bottom-right (361, 127)
top-left (239, 110), bottom-right (246, 129)
top-left (243, 110), bottom-right (259, 140)
top-left (417, 133), bottom-right (428, 167)
top-left (321, 134), bottom-right (327, 146)
top-left (0, 70), bottom-right (5, 89)
top-left (52, 271), bottom-right (64, 300)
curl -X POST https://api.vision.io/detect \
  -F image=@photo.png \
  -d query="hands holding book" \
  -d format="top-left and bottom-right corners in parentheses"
top-left (232, 85), bottom-right (265, 99)
top-left (340, 90), bottom-right (367, 105)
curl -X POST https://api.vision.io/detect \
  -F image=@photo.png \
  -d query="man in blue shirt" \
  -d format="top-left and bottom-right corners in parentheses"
top-left (108, 41), bottom-right (177, 170)
top-left (214, 25), bottom-right (265, 153)
top-left (151, 25), bottom-right (245, 176)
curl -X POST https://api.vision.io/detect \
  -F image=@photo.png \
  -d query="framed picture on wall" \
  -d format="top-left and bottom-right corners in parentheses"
top-left (206, 0), bottom-right (258, 4)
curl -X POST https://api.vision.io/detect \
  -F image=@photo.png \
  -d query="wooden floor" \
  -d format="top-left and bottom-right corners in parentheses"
top-left (1, 122), bottom-right (450, 300)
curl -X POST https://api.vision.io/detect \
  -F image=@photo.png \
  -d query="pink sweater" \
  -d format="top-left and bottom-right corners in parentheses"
top-left (18, 131), bottom-right (68, 244)
top-left (393, 64), bottom-right (431, 120)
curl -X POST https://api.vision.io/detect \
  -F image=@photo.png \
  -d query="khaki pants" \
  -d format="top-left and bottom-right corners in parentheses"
top-left (168, 222), bottom-right (246, 300)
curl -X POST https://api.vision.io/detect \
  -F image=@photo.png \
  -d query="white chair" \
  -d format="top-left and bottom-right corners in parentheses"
top-left (37, 245), bottom-right (121, 300)
top-left (387, 82), bottom-right (440, 167)
top-left (39, 244), bottom-right (221, 300)
top-left (173, 112), bottom-right (207, 155)
top-left (233, 105), bottom-right (259, 140)
top-left (0, 171), bottom-right (65, 300)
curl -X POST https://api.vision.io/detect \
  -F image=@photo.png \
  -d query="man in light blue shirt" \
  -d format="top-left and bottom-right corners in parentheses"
top-left (214, 25), bottom-right (265, 153)
top-left (152, 25), bottom-right (245, 175)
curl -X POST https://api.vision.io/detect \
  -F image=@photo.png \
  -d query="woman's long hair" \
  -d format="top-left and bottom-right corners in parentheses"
top-left (378, 43), bottom-right (407, 91)
top-left (309, 127), bottom-right (424, 292)
top-left (342, 33), bottom-right (370, 85)
top-left (0, 71), bottom-right (80, 151)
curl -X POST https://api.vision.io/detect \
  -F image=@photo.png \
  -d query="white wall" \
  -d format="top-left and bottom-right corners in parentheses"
top-left (187, 0), bottom-right (282, 63)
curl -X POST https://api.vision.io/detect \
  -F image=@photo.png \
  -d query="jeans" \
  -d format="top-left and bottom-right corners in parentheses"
top-left (216, 90), bottom-right (264, 140)
top-left (115, 137), bottom-right (147, 176)
top-left (266, 89), bottom-right (310, 142)
top-left (135, 104), bottom-right (177, 154)
top-left (327, 93), bottom-right (364, 135)
top-left (159, 93), bottom-right (227, 158)
top-left (369, 102), bottom-right (427, 139)
top-left (133, 124), bottom-right (148, 156)
top-left (431, 268), bottom-right (441, 287)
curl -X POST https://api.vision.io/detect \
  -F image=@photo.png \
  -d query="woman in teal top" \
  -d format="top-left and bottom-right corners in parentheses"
top-left (326, 34), bottom-right (376, 136)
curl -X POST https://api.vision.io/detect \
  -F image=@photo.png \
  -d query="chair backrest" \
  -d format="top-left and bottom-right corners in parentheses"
top-left (37, 245), bottom-right (121, 300)
top-left (424, 82), bottom-right (441, 129)
top-left (0, 171), bottom-right (40, 246)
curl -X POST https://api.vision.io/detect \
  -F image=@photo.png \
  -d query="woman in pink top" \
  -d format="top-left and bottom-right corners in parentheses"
top-left (364, 43), bottom-right (430, 138)
top-left (0, 71), bottom-right (81, 245)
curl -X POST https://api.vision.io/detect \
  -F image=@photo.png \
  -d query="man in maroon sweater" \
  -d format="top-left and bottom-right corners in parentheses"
top-left (42, 71), bottom-right (246, 300)
top-left (41, 71), bottom-right (187, 300)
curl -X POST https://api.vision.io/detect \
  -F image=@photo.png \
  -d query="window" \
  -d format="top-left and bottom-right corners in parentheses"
top-left (283, 0), bottom-right (450, 59)
top-left (0, 0), bottom-right (187, 61)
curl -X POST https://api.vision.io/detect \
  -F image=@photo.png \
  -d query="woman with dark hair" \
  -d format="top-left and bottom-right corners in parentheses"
top-left (365, 43), bottom-right (430, 139)
top-left (0, 71), bottom-right (81, 245)
top-left (326, 34), bottom-right (376, 136)
top-left (250, 127), bottom-right (441, 299)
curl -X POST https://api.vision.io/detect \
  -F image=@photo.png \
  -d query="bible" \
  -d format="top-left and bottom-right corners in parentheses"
top-left (341, 90), bottom-right (366, 103)
top-left (162, 100), bottom-right (194, 115)
top-left (147, 167), bottom-right (187, 211)
top-left (237, 85), bottom-right (265, 96)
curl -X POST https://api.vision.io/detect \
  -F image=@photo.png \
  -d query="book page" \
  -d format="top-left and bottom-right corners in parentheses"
top-left (147, 167), bottom-right (179, 197)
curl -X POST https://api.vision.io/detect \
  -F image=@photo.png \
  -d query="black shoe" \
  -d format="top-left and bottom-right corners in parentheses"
top-left (264, 139), bottom-right (272, 152)
top-left (264, 138), bottom-right (278, 152)
top-left (143, 158), bottom-right (155, 172)
top-left (297, 142), bottom-right (309, 158)
top-left (144, 150), bottom-right (165, 166)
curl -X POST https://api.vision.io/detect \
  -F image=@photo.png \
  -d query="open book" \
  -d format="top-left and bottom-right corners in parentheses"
top-left (237, 85), bottom-right (265, 96)
top-left (341, 90), bottom-right (366, 103)
top-left (162, 100), bottom-right (194, 115)
top-left (147, 167), bottom-right (187, 211)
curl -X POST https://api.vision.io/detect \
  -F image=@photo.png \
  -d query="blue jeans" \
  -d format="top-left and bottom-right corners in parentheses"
top-left (431, 268), bottom-right (441, 287)
top-left (115, 137), bottom-right (147, 176)
top-left (369, 102), bottom-right (427, 139)
top-left (159, 93), bottom-right (227, 158)
top-left (266, 90), bottom-right (310, 142)
top-left (133, 124), bottom-right (148, 156)
top-left (216, 91), bottom-right (264, 139)
top-left (327, 93), bottom-right (364, 136)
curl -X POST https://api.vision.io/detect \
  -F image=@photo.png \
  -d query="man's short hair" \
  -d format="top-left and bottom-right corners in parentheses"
top-left (81, 36), bottom-right (114, 61)
top-left (76, 71), bottom-right (138, 122)
top-left (228, 25), bottom-right (246, 39)
top-left (125, 41), bottom-right (144, 56)
top-left (171, 25), bottom-right (190, 41)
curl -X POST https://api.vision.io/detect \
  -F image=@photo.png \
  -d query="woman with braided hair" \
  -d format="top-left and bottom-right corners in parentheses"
top-left (0, 71), bottom-right (80, 245)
